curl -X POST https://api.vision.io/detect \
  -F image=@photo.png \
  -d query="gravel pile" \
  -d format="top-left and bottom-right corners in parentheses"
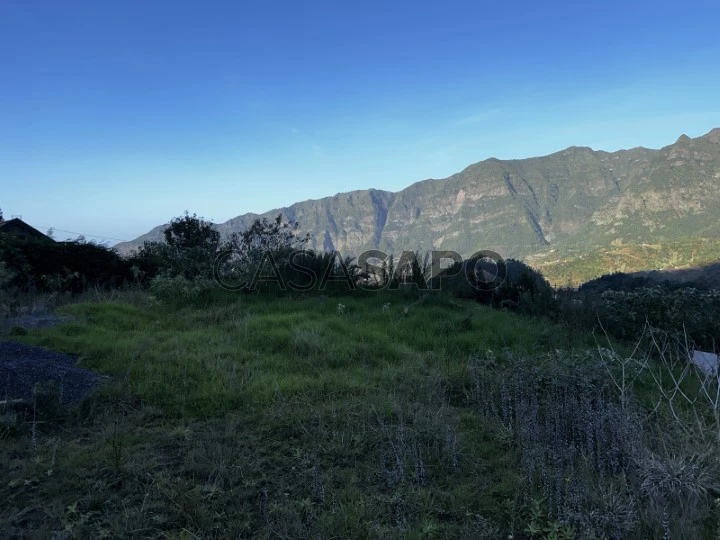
top-left (0, 341), bottom-right (104, 404)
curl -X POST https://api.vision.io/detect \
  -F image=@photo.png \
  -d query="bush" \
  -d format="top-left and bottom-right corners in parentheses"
top-left (595, 287), bottom-right (720, 350)
top-left (215, 216), bottom-right (363, 295)
top-left (149, 272), bottom-right (214, 305)
top-left (468, 351), bottom-right (641, 539)
top-left (436, 257), bottom-right (556, 314)
top-left (129, 212), bottom-right (222, 283)
top-left (0, 234), bottom-right (132, 292)
top-left (468, 346), bottom-right (720, 539)
top-left (84, 212), bottom-right (361, 296)
top-left (0, 261), bottom-right (17, 318)
top-left (0, 260), bottom-right (15, 289)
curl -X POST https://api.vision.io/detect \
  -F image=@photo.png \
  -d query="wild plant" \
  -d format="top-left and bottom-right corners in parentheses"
top-left (633, 328), bottom-right (720, 538)
top-left (149, 272), bottom-right (214, 304)
top-left (467, 351), bottom-right (641, 538)
top-left (470, 329), bottom-right (720, 538)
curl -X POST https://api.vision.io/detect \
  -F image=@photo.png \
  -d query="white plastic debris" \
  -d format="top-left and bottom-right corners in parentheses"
top-left (690, 350), bottom-right (720, 375)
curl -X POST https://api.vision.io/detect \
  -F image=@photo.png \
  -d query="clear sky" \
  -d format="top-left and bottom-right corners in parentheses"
top-left (2, 0), bottom-right (719, 243)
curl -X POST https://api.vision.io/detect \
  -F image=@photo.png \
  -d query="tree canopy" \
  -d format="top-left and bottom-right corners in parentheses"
top-left (163, 211), bottom-right (220, 252)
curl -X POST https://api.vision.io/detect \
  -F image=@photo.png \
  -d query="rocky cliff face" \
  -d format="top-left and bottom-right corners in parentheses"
top-left (116, 128), bottom-right (720, 264)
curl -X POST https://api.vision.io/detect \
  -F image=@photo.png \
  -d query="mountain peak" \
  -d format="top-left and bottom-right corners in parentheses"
top-left (676, 134), bottom-right (691, 144)
top-left (702, 127), bottom-right (720, 144)
top-left (565, 145), bottom-right (593, 152)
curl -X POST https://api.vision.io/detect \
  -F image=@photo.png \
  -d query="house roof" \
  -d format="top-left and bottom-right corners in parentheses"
top-left (0, 218), bottom-right (54, 241)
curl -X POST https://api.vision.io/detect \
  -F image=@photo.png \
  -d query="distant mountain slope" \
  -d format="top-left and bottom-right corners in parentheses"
top-left (116, 128), bottom-right (720, 282)
top-left (579, 261), bottom-right (720, 293)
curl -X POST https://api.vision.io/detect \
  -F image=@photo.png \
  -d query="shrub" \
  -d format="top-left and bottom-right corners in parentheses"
top-left (149, 272), bottom-right (214, 305)
top-left (595, 287), bottom-right (720, 350)
top-left (468, 351), bottom-right (641, 539)
top-left (0, 234), bottom-right (132, 292)
top-left (468, 344), bottom-right (720, 539)
top-left (436, 257), bottom-right (557, 315)
top-left (0, 260), bottom-right (15, 289)
top-left (130, 213), bottom-right (222, 282)
top-left (0, 261), bottom-right (17, 317)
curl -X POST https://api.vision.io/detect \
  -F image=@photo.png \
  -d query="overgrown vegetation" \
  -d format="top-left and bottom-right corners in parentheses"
top-left (593, 287), bottom-right (720, 350)
top-left (0, 234), bottom-right (134, 294)
top-left (132, 211), bottom-right (223, 282)
top-left (2, 289), bottom-right (720, 538)
top-left (2, 211), bottom-right (720, 538)
top-left (437, 256), bottom-right (556, 316)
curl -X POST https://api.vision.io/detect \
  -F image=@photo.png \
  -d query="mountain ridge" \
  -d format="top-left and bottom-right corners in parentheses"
top-left (116, 128), bottom-right (720, 282)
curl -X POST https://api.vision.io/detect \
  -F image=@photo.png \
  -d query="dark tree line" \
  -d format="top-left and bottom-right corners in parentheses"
top-left (0, 234), bottom-right (134, 293)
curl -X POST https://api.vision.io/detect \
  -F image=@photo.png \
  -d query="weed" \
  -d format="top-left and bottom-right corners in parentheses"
top-left (4, 291), bottom-right (716, 537)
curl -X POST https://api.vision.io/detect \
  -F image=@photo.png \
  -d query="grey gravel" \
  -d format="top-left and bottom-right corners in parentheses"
top-left (1, 312), bottom-right (72, 331)
top-left (0, 341), bottom-right (105, 404)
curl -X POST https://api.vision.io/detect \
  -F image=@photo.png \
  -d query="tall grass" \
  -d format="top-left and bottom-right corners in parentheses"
top-left (3, 289), bottom-right (719, 538)
top-left (15, 291), bottom-right (596, 417)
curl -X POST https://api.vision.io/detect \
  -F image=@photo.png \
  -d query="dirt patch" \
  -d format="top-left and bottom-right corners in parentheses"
top-left (0, 341), bottom-right (106, 404)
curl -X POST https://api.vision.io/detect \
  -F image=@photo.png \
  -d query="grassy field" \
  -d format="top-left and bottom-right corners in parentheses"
top-left (1, 289), bottom-right (718, 538)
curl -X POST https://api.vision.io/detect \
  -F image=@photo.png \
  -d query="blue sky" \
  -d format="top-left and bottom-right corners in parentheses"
top-left (1, 0), bottom-right (719, 243)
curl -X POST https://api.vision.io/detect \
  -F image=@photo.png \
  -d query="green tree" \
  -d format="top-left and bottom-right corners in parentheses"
top-left (226, 214), bottom-right (309, 280)
top-left (133, 212), bottom-right (221, 280)
top-left (217, 215), bottom-right (329, 293)
top-left (229, 214), bottom-right (308, 255)
top-left (164, 211), bottom-right (220, 252)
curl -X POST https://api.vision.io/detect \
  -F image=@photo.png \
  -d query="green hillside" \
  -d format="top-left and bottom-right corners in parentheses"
top-left (117, 128), bottom-right (720, 282)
